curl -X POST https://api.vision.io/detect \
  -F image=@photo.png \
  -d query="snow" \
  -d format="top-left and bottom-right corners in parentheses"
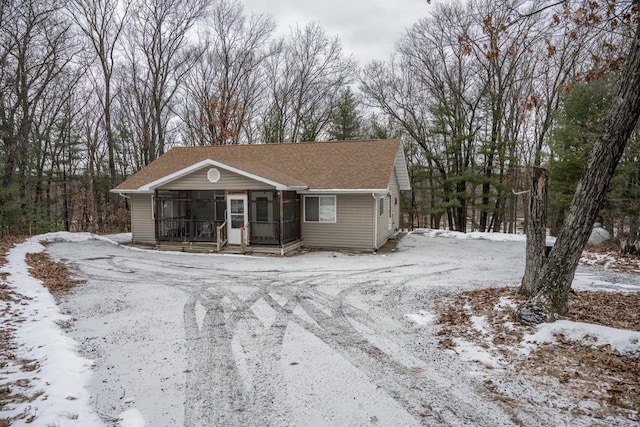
top-left (451, 338), bottom-right (504, 369)
top-left (495, 296), bottom-right (518, 310)
top-left (412, 228), bottom-right (527, 242)
top-left (0, 233), bottom-right (107, 426)
top-left (1, 228), bottom-right (639, 426)
top-left (524, 320), bottom-right (640, 357)
top-left (405, 310), bottom-right (435, 325)
top-left (119, 408), bottom-right (146, 427)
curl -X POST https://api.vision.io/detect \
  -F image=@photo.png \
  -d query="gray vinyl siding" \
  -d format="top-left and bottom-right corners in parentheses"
top-left (302, 194), bottom-right (375, 250)
top-left (131, 193), bottom-right (156, 244)
top-left (158, 167), bottom-right (275, 191)
top-left (376, 195), bottom-right (390, 248)
top-left (391, 169), bottom-right (401, 231)
top-left (375, 168), bottom-right (401, 248)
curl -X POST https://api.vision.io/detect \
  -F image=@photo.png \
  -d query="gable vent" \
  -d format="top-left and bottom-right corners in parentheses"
top-left (207, 168), bottom-right (221, 183)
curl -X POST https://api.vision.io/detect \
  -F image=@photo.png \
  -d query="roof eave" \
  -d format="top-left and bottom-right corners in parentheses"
top-left (298, 189), bottom-right (389, 194)
top-left (110, 189), bottom-right (153, 194)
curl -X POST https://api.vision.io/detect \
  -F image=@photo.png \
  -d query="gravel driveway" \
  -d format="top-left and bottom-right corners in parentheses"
top-left (51, 233), bottom-right (529, 426)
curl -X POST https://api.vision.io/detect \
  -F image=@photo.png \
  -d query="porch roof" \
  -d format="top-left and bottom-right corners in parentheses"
top-left (113, 139), bottom-right (409, 193)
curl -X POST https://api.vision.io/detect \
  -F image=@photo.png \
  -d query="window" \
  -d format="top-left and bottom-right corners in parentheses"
top-left (379, 197), bottom-right (384, 216)
top-left (304, 195), bottom-right (336, 223)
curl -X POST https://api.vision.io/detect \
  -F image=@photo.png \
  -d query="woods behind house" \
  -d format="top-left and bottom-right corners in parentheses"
top-left (1, 0), bottom-right (639, 238)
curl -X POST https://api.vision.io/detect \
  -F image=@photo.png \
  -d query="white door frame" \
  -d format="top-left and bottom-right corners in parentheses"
top-left (227, 194), bottom-right (248, 245)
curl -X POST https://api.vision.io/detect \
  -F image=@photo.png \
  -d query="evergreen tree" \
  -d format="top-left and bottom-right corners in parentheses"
top-left (547, 77), bottom-right (614, 235)
top-left (328, 87), bottom-right (361, 140)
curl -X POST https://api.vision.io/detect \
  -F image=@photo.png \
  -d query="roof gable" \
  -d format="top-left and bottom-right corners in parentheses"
top-left (113, 139), bottom-right (408, 193)
top-left (139, 159), bottom-right (294, 191)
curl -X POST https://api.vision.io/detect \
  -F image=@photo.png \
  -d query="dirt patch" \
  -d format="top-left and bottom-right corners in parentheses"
top-left (436, 287), bottom-right (640, 422)
top-left (377, 232), bottom-right (406, 254)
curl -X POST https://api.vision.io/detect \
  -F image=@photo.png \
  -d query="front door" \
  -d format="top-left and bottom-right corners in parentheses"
top-left (227, 194), bottom-right (248, 245)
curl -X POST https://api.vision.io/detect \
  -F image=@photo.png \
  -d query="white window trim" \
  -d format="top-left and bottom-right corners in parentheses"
top-left (379, 197), bottom-right (385, 217)
top-left (303, 195), bottom-right (337, 223)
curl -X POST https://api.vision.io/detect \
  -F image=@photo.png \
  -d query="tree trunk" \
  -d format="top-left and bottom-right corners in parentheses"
top-left (520, 167), bottom-right (548, 295)
top-left (456, 181), bottom-right (467, 232)
top-left (532, 23), bottom-right (640, 315)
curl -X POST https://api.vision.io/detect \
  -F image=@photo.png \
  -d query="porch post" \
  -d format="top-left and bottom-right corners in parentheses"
top-left (217, 223), bottom-right (221, 252)
top-left (279, 191), bottom-right (284, 246)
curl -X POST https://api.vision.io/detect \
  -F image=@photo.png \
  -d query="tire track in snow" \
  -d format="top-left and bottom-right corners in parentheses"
top-left (62, 244), bottom-right (513, 426)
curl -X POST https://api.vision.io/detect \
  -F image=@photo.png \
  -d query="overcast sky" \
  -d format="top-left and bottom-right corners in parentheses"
top-left (241, 0), bottom-right (434, 64)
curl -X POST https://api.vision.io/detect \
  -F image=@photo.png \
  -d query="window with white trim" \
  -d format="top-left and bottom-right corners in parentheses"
top-left (379, 197), bottom-right (384, 216)
top-left (304, 195), bottom-right (336, 223)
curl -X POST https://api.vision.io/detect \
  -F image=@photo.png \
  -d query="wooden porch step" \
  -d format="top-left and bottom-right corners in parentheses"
top-left (155, 239), bottom-right (303, 255)
top-left (156, 242), bottom-right (219, 253)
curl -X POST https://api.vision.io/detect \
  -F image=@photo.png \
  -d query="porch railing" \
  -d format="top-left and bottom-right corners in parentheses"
top-left (250, 221), bottom-right (279, 245)
top-left (156, 218), bottom-right (219, 242)
top-left (216, 221), bottom-right (228, 251)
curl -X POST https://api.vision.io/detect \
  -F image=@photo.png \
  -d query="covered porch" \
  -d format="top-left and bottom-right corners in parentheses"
top-left (154, 189), bottom-right (301, 252)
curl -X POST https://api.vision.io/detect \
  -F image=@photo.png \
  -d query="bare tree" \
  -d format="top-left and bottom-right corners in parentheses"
top-left (123, 0), bottom-right (207, 164)
top-left (69, 0), bottom-right (130, 191)
top-left (524, 5), bottom-right (640, 316)
top-left (181, 0), bottom-right (275, 145)
top-left (263, 22), bottom-right (356, 142)
top-left (0, 0), bottom-right (77, 230)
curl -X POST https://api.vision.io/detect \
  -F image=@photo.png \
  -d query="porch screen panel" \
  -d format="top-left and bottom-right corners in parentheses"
top-left (249, 191), bottom-right (280, 245)
top-left (155, 190), bottom-right (190, 241)
top-left (282, 191), bottom-right (300, 243)
top-left (191, 191), bottom-right (225, 241)
top-left (155, 190), bottom-right (225, 241)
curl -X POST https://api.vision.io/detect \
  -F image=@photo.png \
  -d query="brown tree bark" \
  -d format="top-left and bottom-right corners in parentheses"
top-left (532, 23), bottom-right (640, 315)
top-left (520, 167), bottom-right (548, 295)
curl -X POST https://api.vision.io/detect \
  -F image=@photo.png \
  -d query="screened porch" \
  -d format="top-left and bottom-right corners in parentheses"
top-left (154, 190), bottom-right (301, 247)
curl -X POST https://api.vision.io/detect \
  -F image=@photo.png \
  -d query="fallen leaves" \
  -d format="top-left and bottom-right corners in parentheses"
top-left (569, 290), bottom-right (640, 331)
top-left (0, 236), bottom-right (79, 423)
top-left (435, 286), bottom-right (640, 423)
top-left (25, 252), bottom-right (85, 296)
top-left (0, 236), bottom-right (36, 420)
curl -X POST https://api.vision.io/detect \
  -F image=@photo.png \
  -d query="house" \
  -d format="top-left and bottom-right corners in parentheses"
top-left (112, 139), bottom-right (411, 254)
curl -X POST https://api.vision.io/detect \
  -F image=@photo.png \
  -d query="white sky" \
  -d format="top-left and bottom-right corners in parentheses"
top-left (241, 0), bottom-right (433, 64)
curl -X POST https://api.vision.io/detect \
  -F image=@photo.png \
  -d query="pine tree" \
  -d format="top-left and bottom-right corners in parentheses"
top-left (547, 78), bottom-right (614, 235)
top-left (328, 87), bottom-right (361, 140)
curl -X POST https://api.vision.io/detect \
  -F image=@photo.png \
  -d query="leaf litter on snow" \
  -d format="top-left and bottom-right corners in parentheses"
top-left (435, 285), bottom-right (640, 425)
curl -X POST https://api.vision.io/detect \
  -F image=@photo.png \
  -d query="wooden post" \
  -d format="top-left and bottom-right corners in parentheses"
top-left (240, 225), bottom-right (245, 254)
top-left (279, 191), bottom-right (284, 246)
top-left (216, 223), bottom-right (222, 252)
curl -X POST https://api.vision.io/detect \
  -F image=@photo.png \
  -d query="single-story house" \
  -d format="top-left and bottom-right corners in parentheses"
top-left (112, 138), bottom-right (411, 254)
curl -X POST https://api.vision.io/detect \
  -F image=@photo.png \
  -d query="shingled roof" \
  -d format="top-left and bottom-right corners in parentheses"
top-left (113, 139), bottom-right (409, 193)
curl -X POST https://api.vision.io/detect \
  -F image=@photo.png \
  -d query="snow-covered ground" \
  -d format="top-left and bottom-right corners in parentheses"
top-left (1, 230), bottom-right (639, 426)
